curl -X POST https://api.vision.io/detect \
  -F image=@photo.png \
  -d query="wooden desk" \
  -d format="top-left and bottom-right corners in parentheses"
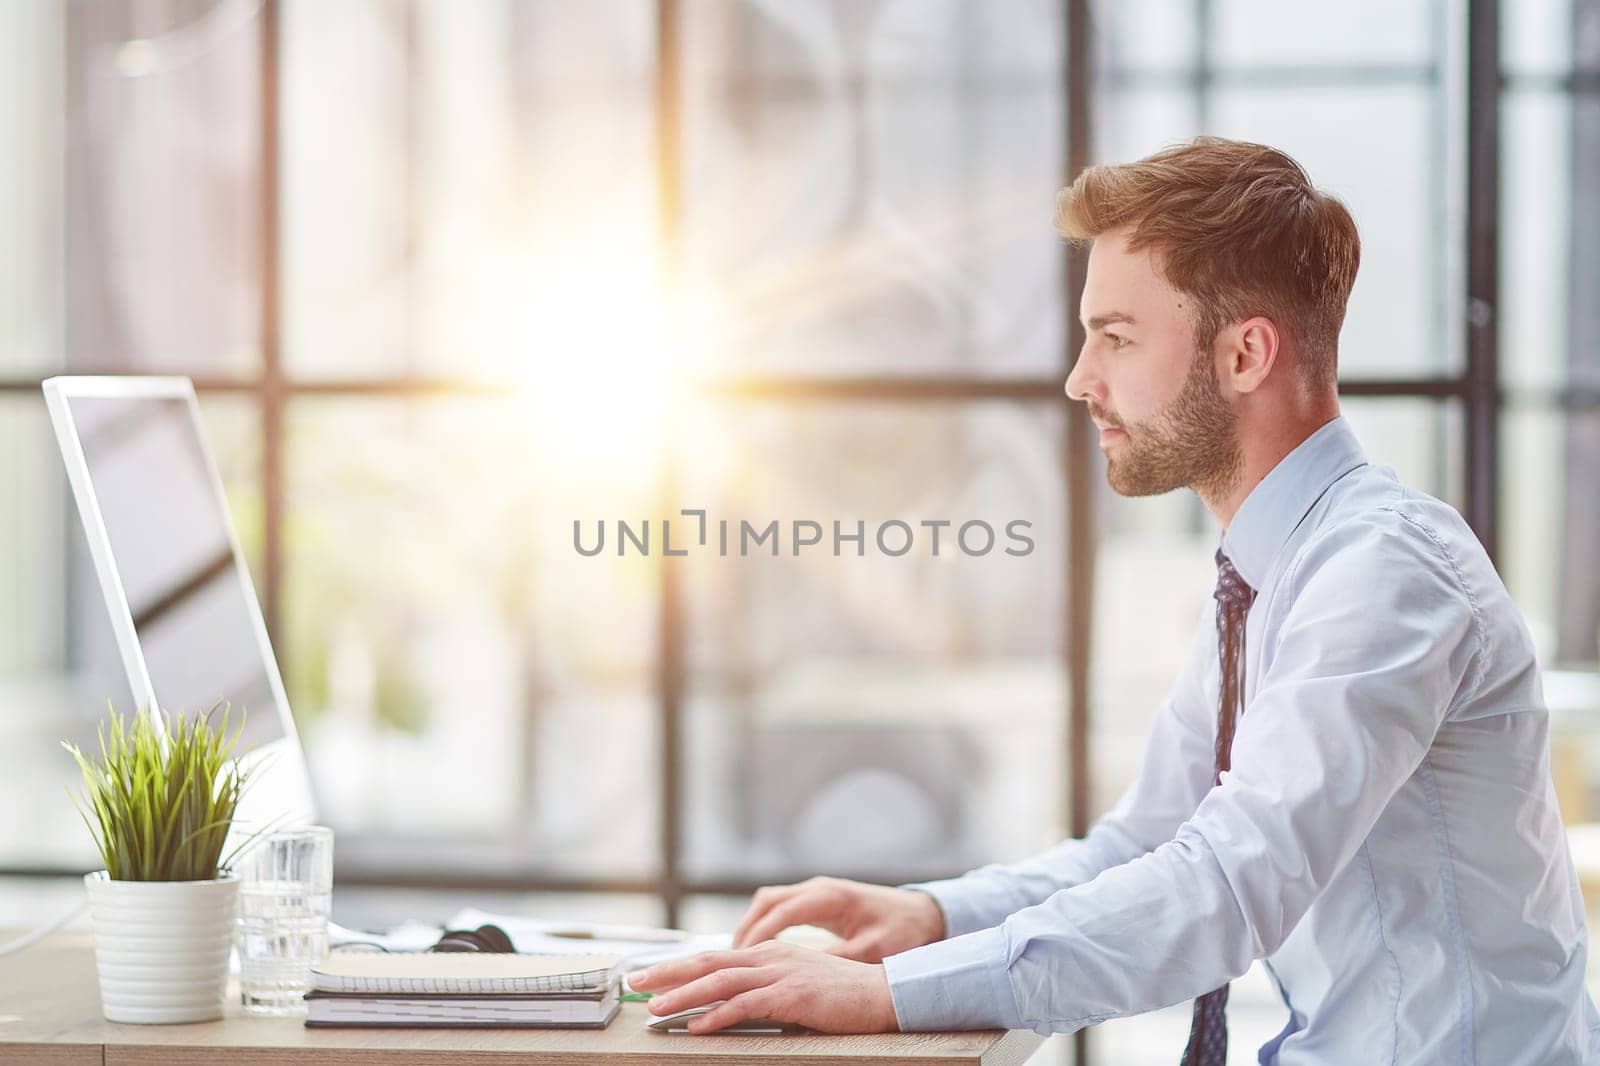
top-left (0, 935), bottom-right (1043, 1065)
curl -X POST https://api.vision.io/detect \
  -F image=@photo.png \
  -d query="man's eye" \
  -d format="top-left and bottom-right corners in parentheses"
top-left (1105, 333), bottom-right (1129, 350)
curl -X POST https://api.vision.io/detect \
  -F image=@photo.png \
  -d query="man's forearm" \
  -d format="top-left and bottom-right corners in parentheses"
top-left (903, 675), bottom-right (1219, 940)
top-left (899, 818), bottom-right (1153, 939)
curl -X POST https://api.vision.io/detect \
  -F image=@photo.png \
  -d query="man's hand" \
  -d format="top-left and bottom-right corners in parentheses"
top-left (628, 941), bottom-right (898, 1034)
top-left (730, 875), bottom-right (947, 962)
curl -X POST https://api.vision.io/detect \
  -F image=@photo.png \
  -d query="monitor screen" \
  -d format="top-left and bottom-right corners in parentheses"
top-left (65, 394), bottom-right (285, 754)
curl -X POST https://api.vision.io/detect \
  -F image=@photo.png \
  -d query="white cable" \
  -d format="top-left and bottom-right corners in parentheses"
top-left (0, 899), bottom-right (89, 956)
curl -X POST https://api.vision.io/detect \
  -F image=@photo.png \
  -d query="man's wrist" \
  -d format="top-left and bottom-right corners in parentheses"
top-left (872, 963), bottom-right (901, 1032)
top-left (905, 887), bottom-right (948, 942)
top-left (902, 877), bottom-right (947, 941)
top-left (898, 878), bottom-right (996, 940)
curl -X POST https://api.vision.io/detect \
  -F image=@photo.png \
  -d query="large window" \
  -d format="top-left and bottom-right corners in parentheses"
top-left (1, 2), bottom-right (1593, 1063)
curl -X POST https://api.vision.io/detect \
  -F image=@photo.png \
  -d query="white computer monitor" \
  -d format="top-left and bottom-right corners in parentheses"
top-left (42, 375), bottom-right (316, 843)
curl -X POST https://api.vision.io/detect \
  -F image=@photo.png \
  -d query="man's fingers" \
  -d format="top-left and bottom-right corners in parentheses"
top-left (738, 896), bottom-right (831, 949)
top-left (824, 936), bottom-right (881, 963)
top-left (629, 949), bottom-right (753, 993)
top-left (687, 988), bottom-right (779, 1034)
top-left (731, 884), bottom-right (800, 948)
top-left (647, 966), bottom-right (774, 1018)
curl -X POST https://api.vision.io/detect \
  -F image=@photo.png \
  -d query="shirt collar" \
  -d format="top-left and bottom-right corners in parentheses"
top-left (1219, 415), bottom-right (1368, 590)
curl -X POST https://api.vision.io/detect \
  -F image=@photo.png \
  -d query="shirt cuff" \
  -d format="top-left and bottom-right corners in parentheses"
top-left (881, 925), bottom-right (1023, 1032)
top-left (899, 877), bottom-right (1003, 940)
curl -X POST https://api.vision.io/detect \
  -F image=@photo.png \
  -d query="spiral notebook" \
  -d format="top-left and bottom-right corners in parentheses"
top-left (310, 952), bottom-right (620, 996)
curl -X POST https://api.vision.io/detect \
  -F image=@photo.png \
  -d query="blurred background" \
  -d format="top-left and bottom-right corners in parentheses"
top-left (1, 1), bottom-right (1597, 1062)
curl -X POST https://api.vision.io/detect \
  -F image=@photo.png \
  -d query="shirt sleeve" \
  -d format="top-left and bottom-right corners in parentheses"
top-left (884, 512), bottom-right (1484, 1034)
top-left (897, 606), bottom-right (1220, 939)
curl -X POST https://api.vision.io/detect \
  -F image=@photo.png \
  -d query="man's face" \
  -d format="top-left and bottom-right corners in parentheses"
top-left (1064, 228), bottom-right (1241, 498)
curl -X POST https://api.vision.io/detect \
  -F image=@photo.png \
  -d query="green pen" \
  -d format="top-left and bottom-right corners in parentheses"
top-left (621, 991), bottom-right (654, 1002)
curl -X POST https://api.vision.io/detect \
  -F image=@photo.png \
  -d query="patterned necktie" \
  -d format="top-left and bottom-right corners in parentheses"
top-left (1180, 549), bottom-right (1257, 1066)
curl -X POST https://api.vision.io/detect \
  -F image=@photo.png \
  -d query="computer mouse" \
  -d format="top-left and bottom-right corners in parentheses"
top-left (645, 1003), bottom-right (806, 1033)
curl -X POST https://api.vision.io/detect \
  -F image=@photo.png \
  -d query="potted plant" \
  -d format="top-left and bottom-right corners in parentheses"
top-left (64, 702), bottom-right (255, 1024)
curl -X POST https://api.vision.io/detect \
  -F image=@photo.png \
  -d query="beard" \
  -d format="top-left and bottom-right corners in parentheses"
top-left (1093, 347), bottom-right (1242, 500)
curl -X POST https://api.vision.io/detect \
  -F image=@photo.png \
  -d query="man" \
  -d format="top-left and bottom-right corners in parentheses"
top-left (629, 137), bottom-right (1600, 1062)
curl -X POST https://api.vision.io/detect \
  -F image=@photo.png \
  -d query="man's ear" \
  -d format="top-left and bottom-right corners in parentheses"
top-left (1221, 316), bottom-right (1280, 395)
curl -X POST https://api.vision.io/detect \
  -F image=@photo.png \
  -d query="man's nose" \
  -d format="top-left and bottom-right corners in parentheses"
top-left (1064, 348), bottom-right (1096, 404)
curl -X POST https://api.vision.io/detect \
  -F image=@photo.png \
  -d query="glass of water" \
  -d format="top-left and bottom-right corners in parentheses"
top-left (235, 825), bottom-right (334, 1016)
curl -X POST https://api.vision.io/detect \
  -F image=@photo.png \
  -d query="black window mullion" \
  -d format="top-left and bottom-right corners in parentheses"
top-left (654, 0), bottom-right (686, 930)
top-left (1465, 0), bottom-right (1501, 561)
top-left (260, 0), bottom-right (284, 654)
top-left (1066, 0), bottom-right (1094, 1062)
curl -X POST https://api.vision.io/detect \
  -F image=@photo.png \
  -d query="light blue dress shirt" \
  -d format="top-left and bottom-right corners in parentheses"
top-left (883, 415), bottom-right (1600, 1063)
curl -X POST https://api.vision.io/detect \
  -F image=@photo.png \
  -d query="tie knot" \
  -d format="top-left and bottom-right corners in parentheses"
top-left (1214, 549), bottom-right (1256, 610)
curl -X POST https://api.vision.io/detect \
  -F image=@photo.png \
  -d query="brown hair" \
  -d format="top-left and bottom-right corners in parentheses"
top-left (1055, 136), bottom-right (1360, 387)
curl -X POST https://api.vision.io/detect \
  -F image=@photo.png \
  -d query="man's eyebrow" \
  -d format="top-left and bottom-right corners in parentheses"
top-left (1083, 311), bottom-right (1137, 331)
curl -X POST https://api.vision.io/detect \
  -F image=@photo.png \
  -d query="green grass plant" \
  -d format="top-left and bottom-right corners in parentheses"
top-left (63, 701), bottom-right (255, 882)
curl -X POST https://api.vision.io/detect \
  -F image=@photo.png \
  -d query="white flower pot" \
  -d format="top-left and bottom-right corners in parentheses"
top-left (84, 871), bottom-right (239, 1024)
